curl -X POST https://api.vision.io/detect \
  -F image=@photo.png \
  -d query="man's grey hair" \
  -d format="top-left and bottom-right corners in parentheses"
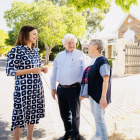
top-left (62, 33), bottom-right (77, 45)
top-left (90, 39), bottom-right (104, 53)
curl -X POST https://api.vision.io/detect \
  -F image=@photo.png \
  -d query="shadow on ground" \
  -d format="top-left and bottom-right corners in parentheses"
top-left (20, 127), bottom-right (46, 139)
top-left (109, 133), bottom-right (140, 140)
top-left (52, 135), bottom-right (86, 140)
top-left (0, 115), bottom-right (47, 140)
top-left (0, 58), bottom-right (6, 72)
top-left (0, 117), bottom-right (13, 140)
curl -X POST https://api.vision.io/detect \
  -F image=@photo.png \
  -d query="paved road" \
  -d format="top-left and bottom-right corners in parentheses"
top-left (0, 58), bottom-right (7, 72)
top-left (0, 57), bottom-right (140, 140)
top-left (0, 58), bottom-right (90, 140)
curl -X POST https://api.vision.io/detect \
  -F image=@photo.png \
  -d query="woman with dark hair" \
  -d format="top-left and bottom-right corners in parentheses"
top-left (6, 25), bottom-right (48, 140)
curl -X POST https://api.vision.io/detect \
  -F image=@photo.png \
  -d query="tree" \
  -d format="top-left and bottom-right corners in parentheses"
top-left (66, 0), bottom-right (138, 12)
top-left (44, 0), bottom-right (110, 38)
top-left (46, 0), bottom-right (138, 36)
top-left (4, 0), bottom-right (86, 65)
top-left (83, 8), bottom-right (110, 38)
top-left (0, 29), bottom-right (12, 55)
top-left (5, 30), bottom-right (17, 46)
top-left (43, 0), bottom-right (110, 40)
top-left (47, 0), bottom-right (66, 6)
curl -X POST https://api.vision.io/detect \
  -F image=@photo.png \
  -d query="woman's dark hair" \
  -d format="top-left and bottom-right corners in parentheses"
top-left (14, 25), bottom-right (37, 47)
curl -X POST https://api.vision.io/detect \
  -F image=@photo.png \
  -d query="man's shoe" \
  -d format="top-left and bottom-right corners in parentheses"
top-left (70, 135), bottom-right (80, 140)
top-left (60, 131), bottom-right (72, 140)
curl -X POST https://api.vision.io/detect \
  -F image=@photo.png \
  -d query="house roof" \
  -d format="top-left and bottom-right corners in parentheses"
top-left (100, 13), bottom-right (140, 40)
top-left (97, 1), bottom-right (140, 40)
top-left (115, 13), bottom-right (140, 32)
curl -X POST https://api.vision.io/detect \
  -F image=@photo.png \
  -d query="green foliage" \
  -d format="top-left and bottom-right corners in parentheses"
top-left (4, 0), bottom-right (87, 64)
top-left (61, 5), bottom-right (86, 38)
top-left (38, 40), bottom-right (45, 54)
top-left (53, 53), bottom-right (57, 59)
top-left (85, 9), bottom-right (110, 36)
top-left (51, 45), bottom-right (65, 54)
top-left (108, 59), bottom-right (114, 68)
top-left (4, 1), bottom-right (35, 38)
top-left (66, 0), bottom-right (138, 12)
top-left (76, 38), bottom-right (82, 50)
top-left (5, 30), bottom-right (17, 46)
top-left (46, 0), bottom-right (110, 37)
top-left (67, 0), bottom-right (110, 11)
top-left (115, 0), bottom-right (138, 13)
top-left (47, 0), bottom-right (66, 6)
top-left (0, 29), bottom-right (8, 47)
top-left (4, 0), bottom-right (86, 46)
top-left (34, 1), bottom-right (67, 46)
top-left (0, 29), bottom-right (12, 54)
top-left (40, 50), bottom-right (46, 59)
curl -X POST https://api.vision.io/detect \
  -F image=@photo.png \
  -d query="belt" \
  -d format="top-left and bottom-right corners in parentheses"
top-left (59, 83), bottom-right (80, 88)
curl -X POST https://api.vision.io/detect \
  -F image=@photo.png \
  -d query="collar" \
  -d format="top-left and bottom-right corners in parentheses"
top-left (22, 45), bottom-right (34, 51)
top-left (64, 49), bottom-right (76, 55)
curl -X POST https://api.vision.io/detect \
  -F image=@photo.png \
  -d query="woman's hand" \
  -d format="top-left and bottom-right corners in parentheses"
top-left (31, 67), bottom-right (42, 74)
top-left (99, 98), bottom-right (107, 110)
top-left (100, 75), bottom-right (109, 110)
top-left (41, 66), bottom-right (48, 74)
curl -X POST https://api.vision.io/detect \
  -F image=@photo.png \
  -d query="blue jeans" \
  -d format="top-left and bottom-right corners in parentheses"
top-left (89, 96), bottom-right (108, 140)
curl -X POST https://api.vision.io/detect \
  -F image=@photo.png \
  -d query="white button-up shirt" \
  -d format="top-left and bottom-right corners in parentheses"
top-left (50, 49), bottom-right (87, 89)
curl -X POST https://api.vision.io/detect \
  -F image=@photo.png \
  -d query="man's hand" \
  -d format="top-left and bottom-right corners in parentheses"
top-left (41, 66), bottom-right (48, 74)
top-left (99, 97), bottom-right (107, 110)
top-left (51, 89), bottom-right (57, 100)
top-left (80, 96), bottom-right (85, 100)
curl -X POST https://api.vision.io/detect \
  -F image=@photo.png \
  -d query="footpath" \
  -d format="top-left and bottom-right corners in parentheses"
top-left (0, 57), bottom-right (140, 140)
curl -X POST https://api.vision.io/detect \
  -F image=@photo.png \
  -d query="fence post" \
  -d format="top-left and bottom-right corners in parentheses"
top-left (115, 38), bottom-right (128, 76)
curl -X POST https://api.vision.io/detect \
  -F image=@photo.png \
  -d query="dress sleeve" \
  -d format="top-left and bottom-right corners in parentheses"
top-left (6, 47), bottom-right (21, 76)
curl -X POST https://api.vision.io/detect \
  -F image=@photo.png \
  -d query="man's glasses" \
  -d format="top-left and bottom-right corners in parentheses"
top-left (66, 42), bottom-right (76, 45)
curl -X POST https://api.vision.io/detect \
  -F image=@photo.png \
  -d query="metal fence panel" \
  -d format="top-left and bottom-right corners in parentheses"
top-left (125, 44), bottom-right (140, 74)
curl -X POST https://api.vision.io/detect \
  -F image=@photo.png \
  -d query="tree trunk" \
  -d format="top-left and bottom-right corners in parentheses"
top-left (44, 49), bottom-right (51, 65)
top-left (77, 38), bottom-right (82, 50)
top-left (44, 44), bottom-right (55, 65)
top-left (78, 39), bottom-right (82, 50)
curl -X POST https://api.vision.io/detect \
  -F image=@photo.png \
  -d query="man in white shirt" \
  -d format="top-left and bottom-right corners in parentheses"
top-left (50, 33), bottom-right (86, 140)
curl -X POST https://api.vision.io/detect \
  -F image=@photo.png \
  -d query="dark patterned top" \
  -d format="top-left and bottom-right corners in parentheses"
top-left (80, 66), bottom-right (91, 98)
top-left (88, 56), bottom-right (111, 104)
top-left (6, 45), bottom-right (45, 131)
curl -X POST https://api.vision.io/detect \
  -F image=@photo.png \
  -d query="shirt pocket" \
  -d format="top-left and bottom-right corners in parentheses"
top-left (70, 59), bottom-right (81, 70)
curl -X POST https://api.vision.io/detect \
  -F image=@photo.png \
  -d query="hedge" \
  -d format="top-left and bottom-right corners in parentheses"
top-left (108, 59), bottom-right (114, 68)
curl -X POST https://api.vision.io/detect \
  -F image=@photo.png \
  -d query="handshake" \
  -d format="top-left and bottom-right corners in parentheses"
top-left (41, 66), bottom-right (48, 74)
top-left (31, 66), bottom-right (48, 74)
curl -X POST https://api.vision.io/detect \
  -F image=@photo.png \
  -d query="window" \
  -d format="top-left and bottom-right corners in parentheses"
top-left (111, 45), bottom-right (116, 58)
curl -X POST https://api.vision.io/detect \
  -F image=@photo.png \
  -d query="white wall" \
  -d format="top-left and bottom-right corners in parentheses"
top-left (113, 38), bottom-right (128, 76)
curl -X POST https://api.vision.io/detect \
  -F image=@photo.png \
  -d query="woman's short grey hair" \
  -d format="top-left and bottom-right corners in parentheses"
top-left (62, 33), bottom-right (77, 45)
top-left (90, 39), bottom-right (104, 53)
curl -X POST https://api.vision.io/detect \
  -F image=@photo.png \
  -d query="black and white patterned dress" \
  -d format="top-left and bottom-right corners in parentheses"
top-left (6, 45), bottom-right (45, 131)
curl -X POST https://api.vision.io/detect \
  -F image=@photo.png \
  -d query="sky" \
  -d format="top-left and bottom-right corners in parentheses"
top-left (0, 0), bottom-right (140, 36)
top-left (0, 0), bottom-right (33, 32)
